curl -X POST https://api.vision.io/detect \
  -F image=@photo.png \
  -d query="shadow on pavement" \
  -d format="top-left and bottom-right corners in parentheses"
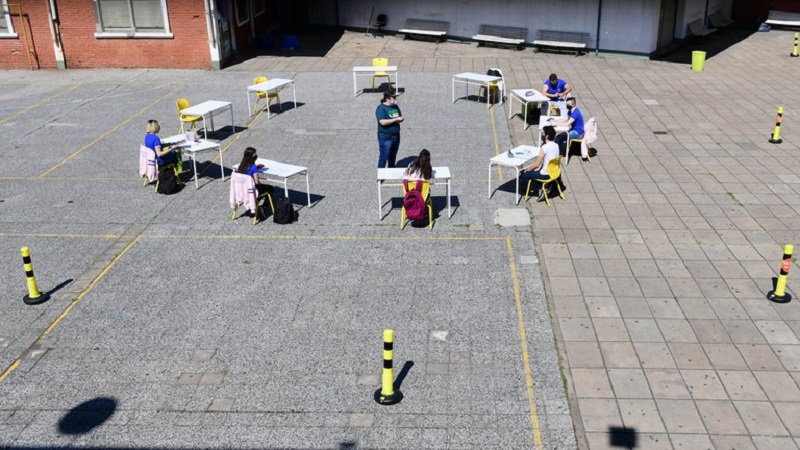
top-left (609, 425), bottom-right (638, 449)
top-left (57, 397), bottom-right (118, 435)
top-left (652, 25), bottom-right (757, 64)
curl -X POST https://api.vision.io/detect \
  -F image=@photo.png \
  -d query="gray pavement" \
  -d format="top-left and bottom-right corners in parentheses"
top-left (1, 28), bottom-right (800, 449)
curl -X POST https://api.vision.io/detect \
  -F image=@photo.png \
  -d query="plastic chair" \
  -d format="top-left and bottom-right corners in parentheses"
top-left (568, 117), bottom-right (596, 163)
top-left (252, 76), bottom-right (282, 114)
top-left (176, 98), bottom-right (202, 134)
top-left (567, 137), bottom-right (590, 163)
top-left (400, 180), bottom-right (433, 230)
top-left (524, 156), bottom-right (566, 207)
top-left (372, 14), bottom-right (387, 36)
top-left (139, 145), bottom-right (158, 187)
top-left (372, 57), bottom-right (391, 90)
top-left (478, 67), bottom-right (505, 104)
top-left (230, 172), bottom-right (275, 225)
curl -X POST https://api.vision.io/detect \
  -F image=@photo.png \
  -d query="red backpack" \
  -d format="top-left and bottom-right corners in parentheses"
top-left (403, 180), bottom-right (427, 221)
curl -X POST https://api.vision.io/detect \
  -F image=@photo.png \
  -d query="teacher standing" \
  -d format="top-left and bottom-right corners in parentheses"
top-left (375, 91), bottom-right (403, 168)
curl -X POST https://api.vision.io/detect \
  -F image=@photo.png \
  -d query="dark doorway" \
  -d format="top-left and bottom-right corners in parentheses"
top-left (657, 0), bottom-right (679, 49)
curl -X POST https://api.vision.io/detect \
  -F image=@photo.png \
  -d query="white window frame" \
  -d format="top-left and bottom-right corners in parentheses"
top-left (235, 0), bottom-right (250, 26)
top-left (93, 0), bottom-right (173, 39)
top-left (254, 0), bottom-right (266, 17)
top-left (0, 5), bottom-right (18, 38)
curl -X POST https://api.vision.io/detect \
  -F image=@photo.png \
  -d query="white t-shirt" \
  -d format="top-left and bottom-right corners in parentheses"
top-left (539, 141), bottom-right (559, 176)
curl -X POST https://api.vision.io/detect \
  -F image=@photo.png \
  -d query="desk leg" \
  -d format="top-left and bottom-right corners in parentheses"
top-left (229, 105), bottom-right (234, 134)
top-left (209, 112), bottom-right (216, 134)
top-left (447, 179), bottom-right (451, 218)
top-left (283, 179), bottom-right (289, 198)
top-left (451, 78), bottom-right (455, 103)
top-left (488, 163), bottom-right (493, 199)
top-left (193, 154), bottom-right (199, 189)
top-left (218, 148), bottom-right (225, 182)
top-left (353, 71), bottom-right (358, 97)
top-left (202, 117), bottom-right (208, 140)
top-left (247, 91), bottom-right (252, 117)
top-left (508, 95), bottom-right (514, 119)
top-left (292, 83), bottom-right (297, 110)
top-left (395, 71), bottom-right (399, 92)
top-left (305, 172), bottom-right (311, 206)
top-left (486, 83), bottom-right (490, 108)
top-left (377, 180), bottom-right (382, 220)
top-left (515, 170), bottom-right (520, 204)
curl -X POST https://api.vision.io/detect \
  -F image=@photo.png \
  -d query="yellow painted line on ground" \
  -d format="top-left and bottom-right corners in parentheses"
top-left (0, 236), bottom-right (139, 385)
top-left (0, 83), bottom-right (83, 125)
top-left (39, 86), bottom-right (184, 178)
top-left (506, 236), bottom-right (543, 450)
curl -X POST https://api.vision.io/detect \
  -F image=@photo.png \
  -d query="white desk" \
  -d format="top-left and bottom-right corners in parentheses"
top-left (488, 145), bottom-right (539, 204)
top-left (163, 135), bottom-right (225, 189)
top-left (352, 66), bottom-right (399, 97)
top-left (508, 89), bottom-right (549, 130)
top-left (377, 167), bottom-right (452, 220)
top-left (452, 72), bottom-right (502, 108)
top-left (538, 117), bottom-right (570, 146)
top-left (246, 79), bottom-right (297, 118)
top-left (254, 158), bottom-right (311, 206)
top-left (180, 101), bottom-right (234, 140)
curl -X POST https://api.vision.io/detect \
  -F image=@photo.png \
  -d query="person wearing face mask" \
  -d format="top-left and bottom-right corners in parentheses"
top-left (376, 91), bottom-right (404, 168)
top-left (548, 97), bottom-right (585, 160)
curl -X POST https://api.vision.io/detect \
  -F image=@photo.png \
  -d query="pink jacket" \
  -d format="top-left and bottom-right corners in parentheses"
top-left (139, 145), bottom-right (158, 182)
top-left (229, 172), bottom-right (258, 213)
top-left (581, 117), bottom-right (597, 158)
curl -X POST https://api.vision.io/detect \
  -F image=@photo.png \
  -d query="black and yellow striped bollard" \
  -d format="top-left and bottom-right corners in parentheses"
top-left (792, 32), bottom-right (799, 57)
top-left (769, 106), bottom-right (783, 144)
top-left (21, 247), bottom-right (50, 305)
top-left (374, 328), bottom-right (403, 405)
top-left (768, 244), bottom-right (794, 303)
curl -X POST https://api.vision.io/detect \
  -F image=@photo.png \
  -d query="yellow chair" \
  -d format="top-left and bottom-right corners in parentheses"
top-left (478, 82), bottom-right (501, 103)
top-left (371, 57), bottom-right (391, 90)
top-left (568, 136), bottom-right (590, 163)
top-left (524, 156), bottom-right (565, 207)
top-left (230, 172), bottom-right (275, 225)
top-left (253, 76), bottom-right (282, 114)
top-left (176, 98), bottom-right (202, 134)
top-left (400, 180), bottom-right (433, 230)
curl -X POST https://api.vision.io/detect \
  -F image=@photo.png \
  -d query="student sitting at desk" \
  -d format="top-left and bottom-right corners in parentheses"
top-left (547, 97), bottom-right (585, 160)
top-left (236, 147), bottom-right (274, 201)
top-left (542, 73), bottom-right (572, 103)
top-left (520, 126), bottom-right (560, 201)
top-left (403, 149), bottom-right (432, 181)
top-left (144, 120), bottom-right (177, 167)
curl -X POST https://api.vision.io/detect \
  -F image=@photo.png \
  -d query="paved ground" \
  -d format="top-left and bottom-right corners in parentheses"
top-left (1, 28), bottom-right (800, 449)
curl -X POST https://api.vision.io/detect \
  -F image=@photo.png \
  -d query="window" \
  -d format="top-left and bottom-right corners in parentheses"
top-left (235, 0), bottom-right (250, 25)
top-left (94, 0), bottom-right (172, 37)
top-left (0, 5), bottom-right (17, 37)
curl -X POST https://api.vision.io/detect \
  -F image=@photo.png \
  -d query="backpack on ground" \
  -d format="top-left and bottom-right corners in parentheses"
top-left (156, 168), bottom-right (180, 195)
top-left (403, 180), bottom-right (427, 221)
top-left (273, 196), bottom-right (296, 224)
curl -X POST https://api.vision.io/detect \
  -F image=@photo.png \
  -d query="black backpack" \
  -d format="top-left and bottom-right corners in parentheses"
top-left (156, 168), bottom-right (180, 195)
top-left (273, 196), bottom-right (296, 224)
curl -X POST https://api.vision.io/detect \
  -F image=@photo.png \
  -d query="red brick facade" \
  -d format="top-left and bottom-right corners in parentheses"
top-left (0, 0), bottom-right (56, 69)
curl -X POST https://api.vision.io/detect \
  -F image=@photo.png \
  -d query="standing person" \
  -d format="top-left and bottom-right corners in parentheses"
top-left (541, 73), bottom-right (573, 103)
top-left (403, 149), bottom-right (432, 180)
top-left (548, 97), bottom-right (585, 159)
top-left (520, 126), bottom-right (560, 201)
top-left (376, 91), bottom-right (403, 168)
top-left (237, 147), bottom-right (273, 199)
top-left (144, 119), bottom-right (176, 167)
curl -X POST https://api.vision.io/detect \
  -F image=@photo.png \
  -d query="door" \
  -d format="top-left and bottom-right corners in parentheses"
top-left (657, 0), bottom-right (678, 49)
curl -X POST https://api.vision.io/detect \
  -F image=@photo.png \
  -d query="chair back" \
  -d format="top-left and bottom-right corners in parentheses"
top-left (402, 179), bottom-right (430, 200)
top-left (546, 156), bottom-right (562, 181)
top-left (229, 172), bottom-right (258, 213)
top-left (376, 14), bottom-right (387, 26)
top-left (254, 77), bottom-right (268, 98)
top-left (176, 98), bottom-right (190, 117)
top-left (487, 67), bottom-right (505, 97)
top-left (373, 57), bottom-right (389, 76)
top-left (139, 145), bottom-right (158, 181)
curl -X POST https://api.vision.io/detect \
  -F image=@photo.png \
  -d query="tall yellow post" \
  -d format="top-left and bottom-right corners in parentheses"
top-left (769, 106), bottom-right (783, 144)
top-left (792, 33), bottom-right (799, 57)
top-left (21, 247), bottom-right (50, 305)
top-left (374, 328), bottom-right (403, 405)
top-left (769, 245), bottom-right (794, 303)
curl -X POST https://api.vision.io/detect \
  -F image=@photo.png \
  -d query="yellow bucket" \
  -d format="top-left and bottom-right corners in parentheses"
top-left (692, 51), bottom-right (706, 72)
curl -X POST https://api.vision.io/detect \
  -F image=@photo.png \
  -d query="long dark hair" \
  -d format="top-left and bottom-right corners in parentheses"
top-left (409, 149), bottom-right (432, 180)
top-left (237, 147), bottom-right (258, 174)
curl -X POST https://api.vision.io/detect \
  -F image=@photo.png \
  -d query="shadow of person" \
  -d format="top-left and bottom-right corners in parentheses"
top-left (57, 397), bottom-right (118, 435)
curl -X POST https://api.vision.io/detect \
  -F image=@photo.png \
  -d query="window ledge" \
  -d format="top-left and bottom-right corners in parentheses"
top-left (0, 32), bottom-right (19, 39)
top-left (94, 31), bottom-right (173, 39)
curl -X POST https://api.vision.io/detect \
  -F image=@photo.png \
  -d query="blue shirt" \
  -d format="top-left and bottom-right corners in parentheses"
top-left (144, 133), bottom-right (175, 166)
top-left (543, 79), bottom-right (568, 99)
top-left (376, 103), bottom-right (402, 135)
top-left (569, 107), bottom-right (585, 135)
top-left (245, 163), bottom-right (260, 178)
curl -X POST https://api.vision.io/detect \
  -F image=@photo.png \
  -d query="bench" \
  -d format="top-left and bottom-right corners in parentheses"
top-left (472, 24), bottom-right (528, 50)
top-left (532, 30), bottom-right (590, 55)
top-left (708, 10), bottom-right (734, 28)
top-left (398, 19), bottom-right (449, 42)
top-left (688, 19), bottom-right (716, 37)
top-left (766, 10), bottom-right (800, 27)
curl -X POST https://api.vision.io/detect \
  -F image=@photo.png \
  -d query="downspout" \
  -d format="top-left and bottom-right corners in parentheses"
top-left (203, 0), bottom-right (221, 69)
top-left (595, 0), bottom-right (602, 56)
top-left (46, 0), bottom-right (66, 69)
top-left (703, 0), bottom-right (710, 26)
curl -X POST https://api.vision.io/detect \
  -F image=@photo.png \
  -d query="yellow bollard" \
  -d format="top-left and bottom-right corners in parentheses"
top-left (769, 106), bottom-right (783, 144)
top-left (769, 245), bottom-right (794, 303)
top-left (792, 33), bottom-right (799, 57)
top-left (21, 247), bottom-right (50, 305)
top-left (374, 328), bottom-right (403, 405)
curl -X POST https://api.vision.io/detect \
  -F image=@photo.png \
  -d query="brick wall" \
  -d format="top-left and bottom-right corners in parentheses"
top-left (0, 0), bottom-right (56, 69)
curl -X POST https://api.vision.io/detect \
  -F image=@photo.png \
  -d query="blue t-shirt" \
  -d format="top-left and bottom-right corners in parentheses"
top-left (144, 133), bottom-right (175, 166)
top-left (376, 103), bottom-right (402, 136)
top-left (543, 79), bottom-right (568, 99)
top-left (569, 107), bottom-right (585, 135)
top-left (245, 163), bottom-right (260, 178)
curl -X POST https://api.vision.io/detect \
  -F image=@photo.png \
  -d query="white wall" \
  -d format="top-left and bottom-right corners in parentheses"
top-left (308, 0), bottom-right (668, 54)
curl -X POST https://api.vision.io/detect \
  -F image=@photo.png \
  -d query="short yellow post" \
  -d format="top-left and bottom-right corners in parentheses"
top-left (769, 106), bottom-right (783, 144)
top-left (769, 245), bottom-right (794, 303)
top-left (792, 32), bottom-right (799, 57)
top-left (21, 247), bottom-right (50, 305)
top-left (374, 328), bottom-right (403, 405)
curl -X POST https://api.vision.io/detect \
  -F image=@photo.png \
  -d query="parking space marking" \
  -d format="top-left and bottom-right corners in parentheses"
top-left (506, 236), bottom-right (543, 450)
top-left (38, 85), bottom-right (183, 178)
top-left (0, 83), bottom-right (83, 125)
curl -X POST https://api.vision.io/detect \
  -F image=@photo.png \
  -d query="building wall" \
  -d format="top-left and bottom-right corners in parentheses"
top-left (0, 0), bottom-right (57, 69)
top-left (309, 0), bottom-right (666, 54)
top-left (675, 0), bottom-right (733, 39)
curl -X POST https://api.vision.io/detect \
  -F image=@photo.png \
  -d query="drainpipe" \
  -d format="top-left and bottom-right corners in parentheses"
top-left (45, 0), bottom-right (66, 69)
top-left (203, 0), bottom-right (221, 69)
top-left (595, 0), bottom-right (602, 56)
top-left (704, 0), bottom-right (710, 26)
